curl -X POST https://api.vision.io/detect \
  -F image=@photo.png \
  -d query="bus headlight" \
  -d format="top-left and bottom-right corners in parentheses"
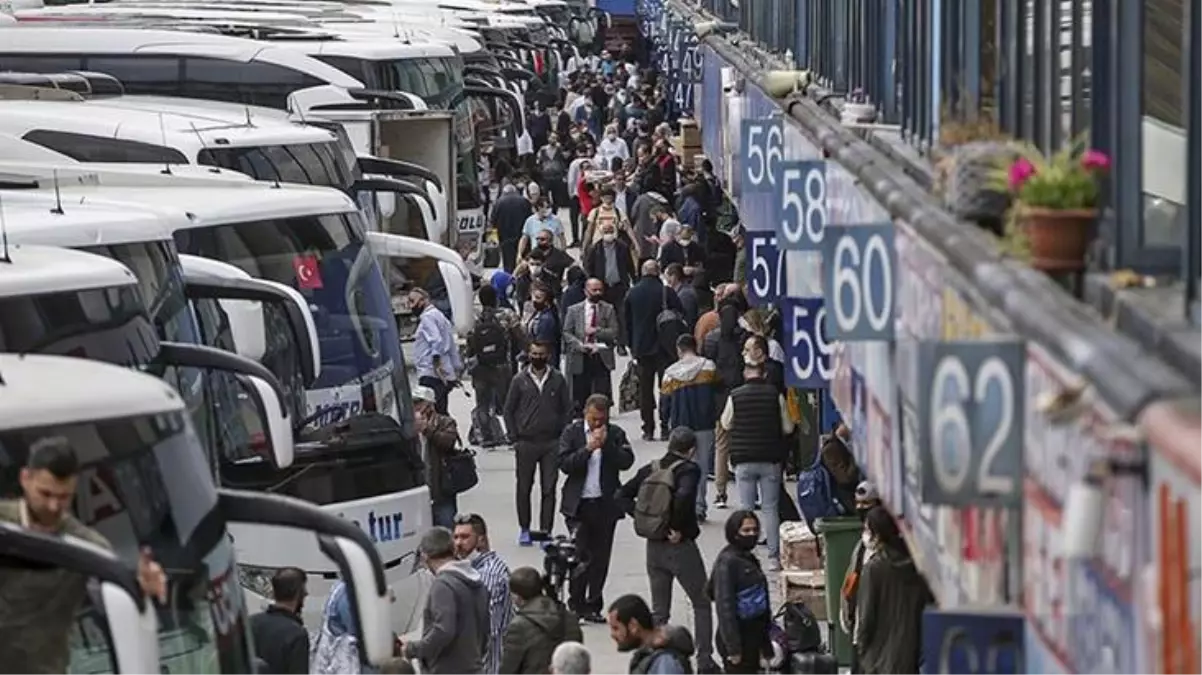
top-left (236, 564), bottom-right (276, 606)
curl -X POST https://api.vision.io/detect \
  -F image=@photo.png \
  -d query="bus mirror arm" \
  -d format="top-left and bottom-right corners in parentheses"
top-left (215, 489), bottom-right (392, 667)
top-left (157, 342), bottom-right (289, 418)
top-left (352, 178), bottom-right (437, 216)
top-left (0, 523), bottom-right (161, 673)
top-left (182, 278), bottom-right (321, 387)
top-left (357, 156), bottom-right (443, 193)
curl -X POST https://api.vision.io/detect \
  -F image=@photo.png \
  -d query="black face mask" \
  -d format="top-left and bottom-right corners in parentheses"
top-left (529, 356), bottom-right (548, 369)
top-left (732, 533), bottom-right (758, 551)
top-left (537, 242), bottom-right (551, 250)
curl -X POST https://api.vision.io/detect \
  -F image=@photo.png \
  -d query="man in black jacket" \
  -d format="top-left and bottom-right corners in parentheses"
top-left (617, 427), bottom-right (717, 673)
top-left (249, 567), bottom-right (310, 674)
top-left (504, 340), bottom-right (574, 546)
top-left (718, 361), bottom-right (796, 572)
top-left (623, 259), bottom-right (684, 441)
top-left (558, 394), bottom-right (635, 622)
top-left (493, 184), bottom-right (535, 271)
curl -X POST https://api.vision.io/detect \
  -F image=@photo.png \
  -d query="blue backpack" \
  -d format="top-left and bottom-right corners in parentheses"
top-left (796, 453), bottom-right (847, 528)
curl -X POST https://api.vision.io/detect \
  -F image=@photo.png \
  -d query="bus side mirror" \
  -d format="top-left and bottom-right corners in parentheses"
top-left (0, 523), bottom-right (160, 674)
top-left (157, 342), bottom-right (295, 469)
top-left (236, 374), bottom-right (296, 470)
top-left (217, 489), bottom-right (392, 668)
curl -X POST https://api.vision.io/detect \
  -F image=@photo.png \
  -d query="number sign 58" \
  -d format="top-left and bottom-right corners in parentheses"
top-left (740, 118), bottom-right (783, 194)
top-left (823, 224), bottom-right (896, 340)
top-left (784, 297), bottom-right (833, 388)
top-left (917, 342), bottom-right (1025, 507)
top-left (777, 160), bottom-right (826, 251)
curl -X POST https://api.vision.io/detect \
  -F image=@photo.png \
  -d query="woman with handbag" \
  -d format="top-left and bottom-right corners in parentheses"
top-left (414, 385), bottom-right (477, 527)
top-left (707, 510), bottom-right (773, 674)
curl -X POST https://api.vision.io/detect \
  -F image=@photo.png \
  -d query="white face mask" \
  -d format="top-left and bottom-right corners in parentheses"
top-left (861, 531), bottom-right (874, 548)
top-left (602, 233), bottom-right (617, 243)
top-left (529, 265), bottom-right (542, 275)
top-left (678, 235), bottom-right (692, 244)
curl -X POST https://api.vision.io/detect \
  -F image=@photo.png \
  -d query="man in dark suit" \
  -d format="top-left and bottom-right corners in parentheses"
top-left (623, 259), bottom-right (684, 441)
top-left (584, 220), bottom-right (636, 352)
top-left (562, 278), bottom-right (620, 416)
top-left (558, 394), bottom-right (635, 623)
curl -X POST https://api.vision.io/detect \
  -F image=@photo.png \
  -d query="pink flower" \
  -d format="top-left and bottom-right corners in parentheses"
top-left (1081, 149), bottom-right (1111, 172)
top-left (1008, 157), bottom-right (1036, 192)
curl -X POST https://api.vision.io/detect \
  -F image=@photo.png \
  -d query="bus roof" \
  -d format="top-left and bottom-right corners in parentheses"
top-left (0, 196), bottom-right (179, 247)
top-left (268, 36), bottom-right (458, 60)
top-left (0, 243), bottom-right (139, 297)
top-left (0, 352), bottom-right (184, 430)
top-left (0, 98), bottom-right (339, 160)
top-left (0, 27), bottom-right (366, 88)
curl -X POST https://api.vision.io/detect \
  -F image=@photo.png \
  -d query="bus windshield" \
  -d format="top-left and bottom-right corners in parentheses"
top-left (0, 410), bottom-right (254, 674)
top-left (196, 139), bottom-right (361, 193)
top-left (0, 284), bottom-right (159, 367)
top-left (170, 212), bottom-right (415, 438)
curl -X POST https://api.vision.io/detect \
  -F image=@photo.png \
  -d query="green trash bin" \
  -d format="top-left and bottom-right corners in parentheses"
top-left (812, 515), bottom-right (863, 668)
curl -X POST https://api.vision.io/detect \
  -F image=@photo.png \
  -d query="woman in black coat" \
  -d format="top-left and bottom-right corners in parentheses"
top-left (708, 510), bottom-right (773, 674)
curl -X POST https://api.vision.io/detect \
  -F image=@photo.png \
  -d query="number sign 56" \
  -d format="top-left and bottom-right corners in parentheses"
top-left (917, 342), bottom-right (1025, 507)
top-left (741, 118), bottom-right (783, 194)
top-left (823, 224), bottom-right (896, 340)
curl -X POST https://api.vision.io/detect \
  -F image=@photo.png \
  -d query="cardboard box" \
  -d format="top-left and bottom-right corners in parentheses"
top-left (679, 118), bottom-right (701, 147)
top-left (779, 569), bottom-right (827, 621)
top-left (780, 521), bottom-right (823, 571)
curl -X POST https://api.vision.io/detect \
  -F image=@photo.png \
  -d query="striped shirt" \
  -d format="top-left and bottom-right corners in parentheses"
top-left (471, 550), bottom-right (513, 674)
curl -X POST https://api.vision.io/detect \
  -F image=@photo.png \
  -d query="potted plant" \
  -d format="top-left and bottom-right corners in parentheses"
top-left (998, 140), bottom-right (1111, 271)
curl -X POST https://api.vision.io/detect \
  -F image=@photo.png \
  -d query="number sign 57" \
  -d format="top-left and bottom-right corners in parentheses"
top-left (823, 224), bottom-right (896, 340)
top-left (917, 342), bottom-right (1025, 507)
top-left (741, 118), bottom-right (783, 194)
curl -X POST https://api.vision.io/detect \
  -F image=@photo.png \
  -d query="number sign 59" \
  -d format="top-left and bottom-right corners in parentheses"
top-left (917, 342), bottom-right (1025, 507)
top-left (740, 118), bottom-right (783, 194)
top-left (777, 160), bottom-right (826, 251)
top-left (823, 224), bottom-right (896, 340)
top-left (784, 297), bottom-right (833, 388)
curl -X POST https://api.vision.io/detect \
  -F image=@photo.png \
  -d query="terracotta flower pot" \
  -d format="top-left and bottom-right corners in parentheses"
top-left (1019, 206), bottom-right (1097, 271)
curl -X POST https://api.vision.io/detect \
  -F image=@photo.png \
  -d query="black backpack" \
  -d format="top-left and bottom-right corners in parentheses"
top-left (470, 309), bottom-right (509, 367)
top-left (776, 601), bottom-right (825, 655)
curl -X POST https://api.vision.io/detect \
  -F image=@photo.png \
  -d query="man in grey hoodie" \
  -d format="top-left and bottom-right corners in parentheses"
top-left (401, 527), bottom-right (491, 674)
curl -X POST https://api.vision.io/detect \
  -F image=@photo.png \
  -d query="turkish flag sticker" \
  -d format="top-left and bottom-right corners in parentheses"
top-left (293, 254), bottom-right (323, 290)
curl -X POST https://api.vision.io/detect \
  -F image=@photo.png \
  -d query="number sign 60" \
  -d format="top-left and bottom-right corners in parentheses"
top-left (824, 224), bottom-right (896, 340)
top-left (741, 119), bottom-right (783, 193)
top-left (918, 342), bottom-right (1025, 507)
top-left (777, 160), bottom-right (826, 251)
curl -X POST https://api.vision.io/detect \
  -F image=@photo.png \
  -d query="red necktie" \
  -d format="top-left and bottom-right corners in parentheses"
top-left (588, 304), bottom-right (598, 343)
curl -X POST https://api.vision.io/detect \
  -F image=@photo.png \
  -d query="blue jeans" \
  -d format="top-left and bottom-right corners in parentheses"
top-left (734, 462), bottom-right (782, 560)
top-left (432, 496), bottom-right (458, 529)
top-left (692, 429), bottom-right (715, 517)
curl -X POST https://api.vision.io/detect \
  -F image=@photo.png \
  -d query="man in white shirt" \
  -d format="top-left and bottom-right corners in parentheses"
top-left (595, 123), bottom-right (630, 171)
top-left (556, 394), bottom-right (635, 622)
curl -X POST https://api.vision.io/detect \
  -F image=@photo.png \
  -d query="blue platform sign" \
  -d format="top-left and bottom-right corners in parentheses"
top-left (775, 160), bottom-right (827, 251)
top-left (783, 297), bottom-right (832, 388)
top-left (916, 341), bottom-right (1026, 507)
top-left (922, 608), bottom-right (1025, 674)
top-left (739, 118), bottom-right (783, 195)
top-left (745, 232), bottom-right (786, 306)
top-left (822, 223), bottom-right (897, 340)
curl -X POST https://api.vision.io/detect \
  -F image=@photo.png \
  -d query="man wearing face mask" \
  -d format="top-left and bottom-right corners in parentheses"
top-left (596, 123), bottom-right (630, 169)
top-left (400, 528), bottom-right (490, 674)
top-left (581, 186), bottom-right (626, 253)
top-left (520, 202), bottom-right (565, 260)
top-left (839, 481), bottom-right (881, 674)
top-left (718, 357), bottom-right (795, 572)
top-left (563, 277), bottom-right (620, 415)
top-left (658, 224), bottom-right (704, 280)
top-left (492, 184), bottom-right (534, 272)
top-left (453, 514), bottom-right (513, 675)
top-left (821, 422), bottom-right (862, 515)
top-left (513, 248), bottom-right (561, 307)
top-left (583, 222), bottom-right (635, 353)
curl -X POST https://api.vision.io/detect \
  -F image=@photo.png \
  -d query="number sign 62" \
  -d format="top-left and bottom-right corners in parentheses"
top-left (823, 224), bottom-right (896, 340)
top-left (917, 342), bottom-right (1025, 507)
top-left (741, 118), bottom-right (783, 193)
